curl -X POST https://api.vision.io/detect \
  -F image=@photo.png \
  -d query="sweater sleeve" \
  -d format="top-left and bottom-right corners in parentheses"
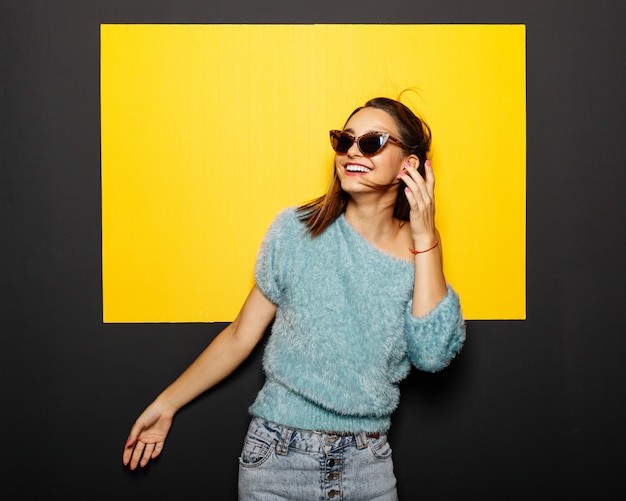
top-left (404, 285), bottom-right (466, 372)
top-left (254, 208), bottom-right (296, 306)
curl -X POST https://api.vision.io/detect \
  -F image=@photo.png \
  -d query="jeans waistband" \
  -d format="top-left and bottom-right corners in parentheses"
top-left (311, 429), bottom-right (381, 439)
top-left (249, 417), bottom-right (383, 456)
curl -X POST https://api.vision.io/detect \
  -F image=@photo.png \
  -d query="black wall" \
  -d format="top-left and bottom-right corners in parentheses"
top-left (2, 1), bottom-right (625, 499)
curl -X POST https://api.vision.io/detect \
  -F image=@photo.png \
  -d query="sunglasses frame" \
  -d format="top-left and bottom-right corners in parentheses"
top-left (329, 130), bottom-right (405, 156)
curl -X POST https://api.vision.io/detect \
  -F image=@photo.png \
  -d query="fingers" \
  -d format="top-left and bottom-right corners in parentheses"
top-left (400, 160), bottom-right (434, 208)
top-left (123, 439), bottom-right (160, 470)
top-left (140, 442), bottom-right (157, 467)
top-left (152, 442), bottom-right (164, 459)
top-left (400, 159), bottom-right (438, 243)
top-left (122, 419), bottom-right (144, 460)
top-left (122, 430), bottom-right (138, 466)
top-left (423, 159), bottom-right (434, 183)
top-left (122, 422), bottom-right (158, 470)
top-left (130, 441), bottom-right (150, 470)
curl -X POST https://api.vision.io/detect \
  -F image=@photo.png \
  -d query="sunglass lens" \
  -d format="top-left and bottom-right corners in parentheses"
top-left (359, 134), bottom-right (385, 155)
top-left (333, 132), bottom-right (354, 153)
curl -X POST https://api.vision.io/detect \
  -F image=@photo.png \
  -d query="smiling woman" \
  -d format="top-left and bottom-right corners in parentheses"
top-left (123, 96), bottom-right (465, 500)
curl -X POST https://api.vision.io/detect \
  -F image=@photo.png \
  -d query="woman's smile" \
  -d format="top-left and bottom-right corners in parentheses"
top-left (343, 162), bottom-right (373, 175)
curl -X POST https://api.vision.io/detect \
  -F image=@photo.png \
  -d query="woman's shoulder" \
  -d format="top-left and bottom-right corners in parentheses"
top-left (268, 206), bottom-right (302, 229)
top-left (262, 206), bottom-right (307, 241)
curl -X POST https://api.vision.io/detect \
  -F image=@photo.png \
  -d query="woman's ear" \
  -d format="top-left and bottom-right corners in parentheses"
top-left (403, 154), bottom-right (420, 170)
top-left (403, 154), bottom-right (425, 178)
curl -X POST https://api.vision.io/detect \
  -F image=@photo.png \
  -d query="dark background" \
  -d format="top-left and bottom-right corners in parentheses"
top-left (2, 0), bottom-right (625, 499)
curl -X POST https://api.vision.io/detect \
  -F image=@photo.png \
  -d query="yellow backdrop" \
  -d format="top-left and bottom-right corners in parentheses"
top-left (101, 24), bottom-right (526, 322)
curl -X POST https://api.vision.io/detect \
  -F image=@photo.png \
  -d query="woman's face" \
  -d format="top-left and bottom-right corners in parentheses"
top-left (334, 107), bottom-right (407, 194)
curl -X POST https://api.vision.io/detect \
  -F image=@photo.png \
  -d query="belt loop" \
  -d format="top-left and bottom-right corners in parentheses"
top-left (275, 424), bottom-right (293, 455)
top-left (355, 432), bottom-right (368, 450)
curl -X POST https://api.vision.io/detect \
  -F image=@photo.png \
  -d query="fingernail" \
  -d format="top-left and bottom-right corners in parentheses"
top-left (404, 187), bottom-right (410, 193)
top-left (425, 160), bottom-right (431, 167)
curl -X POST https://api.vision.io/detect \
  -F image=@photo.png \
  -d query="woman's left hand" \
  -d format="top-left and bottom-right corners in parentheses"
top-left (398, 159), bottom-right (438, 249)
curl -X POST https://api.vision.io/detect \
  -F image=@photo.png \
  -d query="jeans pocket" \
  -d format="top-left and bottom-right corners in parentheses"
top-left (368, 435), bottom-right (393, 461)
top-left (238, 432), bottom-right (276, 469)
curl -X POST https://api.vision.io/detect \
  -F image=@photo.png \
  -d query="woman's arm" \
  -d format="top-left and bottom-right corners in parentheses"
top-left (400, 159), bottom-right (465, 371)
top-left (400, 159), bottom-right (448, 317)
top-left (122, 285), bottom-right (277, 470)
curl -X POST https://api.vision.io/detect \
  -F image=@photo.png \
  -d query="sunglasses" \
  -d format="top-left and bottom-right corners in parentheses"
top-left (329, 130), bottom-right (405, 156)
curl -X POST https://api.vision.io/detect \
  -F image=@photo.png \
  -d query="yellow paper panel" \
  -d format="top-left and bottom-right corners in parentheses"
top-left (101, 24), bottom-right (526, 322)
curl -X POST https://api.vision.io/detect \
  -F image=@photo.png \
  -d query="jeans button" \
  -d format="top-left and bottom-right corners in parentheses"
top-left (324, 436), bottom-right (338, 446)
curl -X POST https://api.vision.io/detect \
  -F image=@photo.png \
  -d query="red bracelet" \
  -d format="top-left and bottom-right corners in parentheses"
top-left (409, 240), bottom-right (439, 255)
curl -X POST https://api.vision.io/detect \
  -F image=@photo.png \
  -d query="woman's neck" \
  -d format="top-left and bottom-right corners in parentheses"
top-left (344, 197), bottom-right (400, 243)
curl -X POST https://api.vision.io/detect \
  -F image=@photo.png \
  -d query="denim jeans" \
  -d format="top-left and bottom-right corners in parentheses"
top-left (238, 417), bottom-right (398, 501)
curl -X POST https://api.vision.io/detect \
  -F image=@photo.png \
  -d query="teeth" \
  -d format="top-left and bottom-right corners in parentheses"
top-left (346, 165), bottom-right (372, 173)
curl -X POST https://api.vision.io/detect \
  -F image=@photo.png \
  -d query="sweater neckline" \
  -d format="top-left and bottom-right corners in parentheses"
top-left (337, 213), bottom-right (414, 266)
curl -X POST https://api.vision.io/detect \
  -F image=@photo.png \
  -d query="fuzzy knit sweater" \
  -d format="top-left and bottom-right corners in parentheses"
top-left (249, 207), bottom-right (465, 433)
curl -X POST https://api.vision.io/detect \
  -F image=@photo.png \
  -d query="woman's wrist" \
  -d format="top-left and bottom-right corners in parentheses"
top-left (410, 232), bottom-right (438, 249)
top-left (409, 240), bottom-right (439, 255)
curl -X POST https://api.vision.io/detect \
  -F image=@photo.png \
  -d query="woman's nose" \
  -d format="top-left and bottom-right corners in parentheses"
top-left (347, 140), bottom-right (362, 156)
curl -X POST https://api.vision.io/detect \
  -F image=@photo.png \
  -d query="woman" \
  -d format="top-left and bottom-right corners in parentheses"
top-left (123, 97), bottom-right (465, 500)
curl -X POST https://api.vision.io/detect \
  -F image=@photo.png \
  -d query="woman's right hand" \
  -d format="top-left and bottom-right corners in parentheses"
top-left (121, 285), bottom-right (276, 470)
top-left (122, 399), bottom-right (175, 470)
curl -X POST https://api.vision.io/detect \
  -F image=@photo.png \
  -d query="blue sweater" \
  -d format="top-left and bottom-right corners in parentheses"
top-left (250, 208), bottom-right (465, 433)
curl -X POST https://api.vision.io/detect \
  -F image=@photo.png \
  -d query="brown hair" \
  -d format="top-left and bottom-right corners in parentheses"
top-left (296, 96), bottom-right (432, 237)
